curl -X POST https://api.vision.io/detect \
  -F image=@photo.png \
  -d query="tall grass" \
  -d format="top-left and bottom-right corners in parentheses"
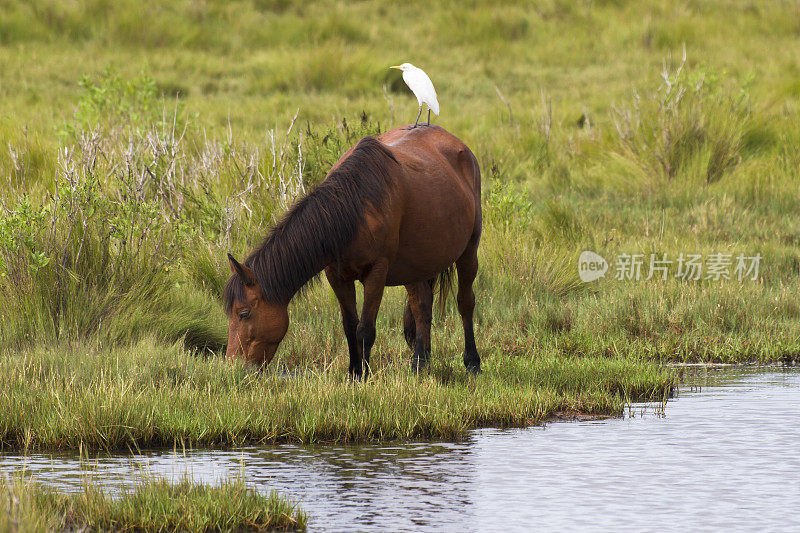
top-left (587, 53), bottom-right (756, 192)
top-left (1, 60), bottom-right (797, 369)
top-left (2, 62), bottom-right (797, 366)
top-left (0, 73), bottom-right (307, 351)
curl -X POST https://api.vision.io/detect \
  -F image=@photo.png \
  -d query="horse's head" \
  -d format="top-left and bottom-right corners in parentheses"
top-left (224, 254), bottom-right (289, 366)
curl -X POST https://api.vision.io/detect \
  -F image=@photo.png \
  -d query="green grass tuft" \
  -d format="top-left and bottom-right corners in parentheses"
top-left (0, 473), bottom-right (306, 532)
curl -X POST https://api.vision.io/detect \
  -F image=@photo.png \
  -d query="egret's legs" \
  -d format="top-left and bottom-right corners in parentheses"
top-left (427, 109), bottom-right (431, 125)
top-left (413, 106), bottom-right (422, 128)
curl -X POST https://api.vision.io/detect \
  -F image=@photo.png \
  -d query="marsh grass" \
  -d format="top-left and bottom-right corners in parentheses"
top-left (0, 472), bottom-right (306, 532)
top-left (0, 109), bottom-right (306, 351)
top-left (0, 338), bottom-right (672, 451)
top-left (0, 0), bottom-right (798, 453)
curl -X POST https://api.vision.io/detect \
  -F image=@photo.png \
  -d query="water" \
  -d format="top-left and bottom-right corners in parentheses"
top-left (3, 367), bottom-right (799, 532)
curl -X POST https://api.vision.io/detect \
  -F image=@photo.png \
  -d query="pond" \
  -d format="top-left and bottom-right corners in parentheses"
top-left (2, 367), bottom-right (799, 531)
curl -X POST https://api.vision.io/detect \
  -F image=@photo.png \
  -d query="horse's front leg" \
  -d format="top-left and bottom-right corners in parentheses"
top-left (357, 260), bottom-right (389, 379)
top-left (325, 267), bottom-right (361, 378)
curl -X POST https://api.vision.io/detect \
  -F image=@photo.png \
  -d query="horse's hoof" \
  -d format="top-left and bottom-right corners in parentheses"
top-left (465, 364), bottom-right (482, 375)
top-left (411, 358), bottom-right (429, 373)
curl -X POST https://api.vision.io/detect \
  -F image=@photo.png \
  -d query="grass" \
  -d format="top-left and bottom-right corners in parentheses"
top-left (0, 0), bottom-right (798, 452)
top-left (0, 338), bottom-right (672, 451)
top-left (0, 472), bottom-right (306, 532)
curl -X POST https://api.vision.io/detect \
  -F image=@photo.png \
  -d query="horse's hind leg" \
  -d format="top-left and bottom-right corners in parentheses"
top-left (405, 280), bottom-right (434, 372)
top-left (456, 240), bottom-right (481, 373)
top-left (403, 278), bottom-right (435, 351)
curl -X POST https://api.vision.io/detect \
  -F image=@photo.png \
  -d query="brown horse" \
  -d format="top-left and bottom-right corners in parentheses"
top-left (224, 124), bottom-right (482, 377)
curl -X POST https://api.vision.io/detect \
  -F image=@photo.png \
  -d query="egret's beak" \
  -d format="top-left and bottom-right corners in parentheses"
top-left (390, 65), bottom-right (402, 70)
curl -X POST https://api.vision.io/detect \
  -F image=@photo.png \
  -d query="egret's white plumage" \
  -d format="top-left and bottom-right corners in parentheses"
top-left (390, 63), bottom-right (439, 127)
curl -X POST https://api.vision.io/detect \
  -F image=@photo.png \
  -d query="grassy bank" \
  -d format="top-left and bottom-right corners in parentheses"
top-left (0, 339), bottom-right (671, 451)
top-left (0, 473), bottom-right (306, 532)
top-left (0, 0), bottom-right (797, 452)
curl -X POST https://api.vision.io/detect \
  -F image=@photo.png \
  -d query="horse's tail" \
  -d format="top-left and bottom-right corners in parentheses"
top-left (434, 264), bottom-right (456, 319)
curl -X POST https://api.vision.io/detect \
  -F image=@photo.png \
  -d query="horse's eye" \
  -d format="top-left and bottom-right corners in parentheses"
top-left (239, 309), bottom-right (251, 320)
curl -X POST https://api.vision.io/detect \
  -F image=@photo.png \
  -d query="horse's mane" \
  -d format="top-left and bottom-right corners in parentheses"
top-left (223, 136), bottom-right (398, 311)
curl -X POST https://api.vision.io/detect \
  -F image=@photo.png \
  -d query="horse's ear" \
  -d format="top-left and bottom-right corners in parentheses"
top-left (228, 253), bottom-right (256, 286)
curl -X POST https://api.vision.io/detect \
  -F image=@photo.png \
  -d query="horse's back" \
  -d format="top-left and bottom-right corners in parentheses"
top-left (376, 126), bottom-right (481, 284)
top-left (379, 126), bottom-right (479, 191)
top-left (379, 125), bottom-right (480, 212)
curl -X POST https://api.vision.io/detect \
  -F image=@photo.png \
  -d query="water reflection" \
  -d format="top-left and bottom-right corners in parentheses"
top-left (2, 367), bottom-right (799, 532)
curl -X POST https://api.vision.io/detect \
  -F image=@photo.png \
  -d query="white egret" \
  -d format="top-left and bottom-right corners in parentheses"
top-left (390, 63), bottom-right (439, 128)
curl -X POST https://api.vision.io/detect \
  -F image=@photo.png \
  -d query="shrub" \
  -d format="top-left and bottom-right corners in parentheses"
top-left (593, 53), bottom-right (755, 192)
